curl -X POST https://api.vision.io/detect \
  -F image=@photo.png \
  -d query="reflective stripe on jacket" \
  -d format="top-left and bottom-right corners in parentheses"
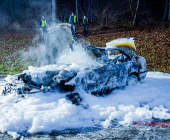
top-left (41, 19), bottom-right (46, 27)
top-left (83, 18), bottom-right (89, 25)
top-left (69, 15), bottom-right (77, 24)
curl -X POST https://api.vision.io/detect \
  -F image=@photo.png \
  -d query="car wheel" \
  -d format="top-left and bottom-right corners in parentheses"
top-left (127, 75), bottom-right (138, 85)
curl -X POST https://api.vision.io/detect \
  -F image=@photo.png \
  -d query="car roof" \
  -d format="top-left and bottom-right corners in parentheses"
top-left (84, 45), bottom-right (133, 60)
top-left (84, 46), bottom-right (120, 52)
top-left (84, 45), bottom-right (138, 56)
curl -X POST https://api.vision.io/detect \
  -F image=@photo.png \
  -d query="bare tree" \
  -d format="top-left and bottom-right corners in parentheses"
top-left (132, 0), bottom-right (140, 26)
top-left (168, 0), bottom-right (170, 21)
top-left (52, 0), bottom-right (57, 21)
top-left (76, 0), bottom-right (79, 23)
top-left (163, 0), bottom-right (169, 20)
top-left (128, 0), bottom-right (133, 17)
top-left (91, 0), bottom-right (93, 22)
top-left (10, 0), bottom-right (13, 15)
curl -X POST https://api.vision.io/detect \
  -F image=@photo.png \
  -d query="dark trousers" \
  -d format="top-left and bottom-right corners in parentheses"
top-left (70, 24), bottom-right (77, 41)
top-left (71, 24), bottom-right (76, 34)
top-left (41, 27), bottom-right (47, 42)
top-left (83, 26), bottom-right (89, 36)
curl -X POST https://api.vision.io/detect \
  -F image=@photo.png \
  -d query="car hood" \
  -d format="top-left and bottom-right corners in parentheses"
top-left (106, 37), bottom-right (138, 56)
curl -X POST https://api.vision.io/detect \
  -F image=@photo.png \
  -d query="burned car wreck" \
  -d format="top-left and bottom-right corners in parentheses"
top-left (1, 39), bottom-right (148, 101)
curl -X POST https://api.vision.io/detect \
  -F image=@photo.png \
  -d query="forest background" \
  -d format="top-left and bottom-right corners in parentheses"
top-left (0, 0), bottom-right (170, 74)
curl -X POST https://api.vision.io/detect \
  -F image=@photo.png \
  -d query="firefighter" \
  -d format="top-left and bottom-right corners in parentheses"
top-left (68, 13), bottom-right (77, 35)
top-left (40, 16), bottom-right (47, 42)
top-left (83, 15), bottom-right (89, 36)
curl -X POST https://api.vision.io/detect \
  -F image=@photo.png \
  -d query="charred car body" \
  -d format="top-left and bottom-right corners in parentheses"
top-left (1, 39), bottom-right (148, 97)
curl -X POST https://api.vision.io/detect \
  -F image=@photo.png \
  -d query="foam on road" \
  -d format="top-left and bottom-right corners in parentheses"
top-left (0, 72), bottom-right (170, 137)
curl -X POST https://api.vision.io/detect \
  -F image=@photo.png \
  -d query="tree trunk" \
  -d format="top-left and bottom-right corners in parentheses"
top-left (84, 0), bottom-right (85, 14)
top-left (97, 0), bottom-right (98, 11)
top-left (168, 0), bottom-right (170, 21)
top-left (52, 0), bottom-right (57, 21)
top-left (128, 0), bottom-right (133, 17)
top-left (10, 0), bottom-right (13, 15)
top-left (91, 0), bottom-right (93, 22)
top-left (132, 0), bottom-right (140, 26)
top-left (76, 0), bottom-right (79, 23)
top-left (147, 0), bottom-right (151, 17)
top-left (143, 0), bottom-right (147, 16)
top-left (79, 3), bottom-right (84, 17)
top-left (163, 0), bottom-right (168, 20)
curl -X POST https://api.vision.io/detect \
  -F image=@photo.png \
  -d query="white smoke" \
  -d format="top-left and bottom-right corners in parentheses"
top-left (57, 43), bottom-right (96, 66)
top-left (18, 23), bottom-right (95, 68)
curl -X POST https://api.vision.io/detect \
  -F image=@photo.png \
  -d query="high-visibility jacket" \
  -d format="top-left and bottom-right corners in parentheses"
top-left (83, 18), bottom-right (89, 25)
top-left (69, 15), bottom-right (77, 24)
top-left (41, 19), bottom-right (46, 27)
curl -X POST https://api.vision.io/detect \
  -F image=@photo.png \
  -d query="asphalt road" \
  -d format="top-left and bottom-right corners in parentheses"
top-left (0, 126), bottom-right (170, 140)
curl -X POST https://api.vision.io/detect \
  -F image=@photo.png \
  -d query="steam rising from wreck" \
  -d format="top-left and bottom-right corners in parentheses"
top-left (19, 23), bottom-right (93, 68)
